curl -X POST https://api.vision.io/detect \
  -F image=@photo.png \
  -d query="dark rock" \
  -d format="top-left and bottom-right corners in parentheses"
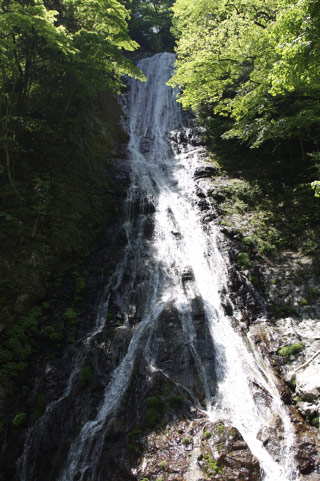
top-left (295, 430), bottom-right (320, 476)
top-left (198, 199), bottom-right (210, 211)
top-left (222, 301), bottom-right (234, 316)
top-left (182, 268), bottom-right (194, 283)
top-left (194, 166), bottom-right (219, 179)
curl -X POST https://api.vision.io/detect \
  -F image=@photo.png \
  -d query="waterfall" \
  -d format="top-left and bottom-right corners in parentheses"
top-left (18, 52), bottom-right (299, 481)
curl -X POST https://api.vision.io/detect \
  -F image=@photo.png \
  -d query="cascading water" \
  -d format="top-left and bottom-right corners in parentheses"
top-left (18, 52), bottom-right (300, 481)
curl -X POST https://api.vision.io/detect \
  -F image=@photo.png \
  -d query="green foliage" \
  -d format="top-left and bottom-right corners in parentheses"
top-left (129, 427), bottom-right (143, 438)
top-left (311, 181), bottom-right (320, 197)
top-left (161, 380), bottom-right (173, 396)
top-left (124, 0), bottom-right (175, 52)
top-left (202, 454), bottom-right (224, 476)
top-left (41, 326), bottom-right (63, 343)
top-left (237, 253), bottom-right (251, 270)
top-left (170, 0), bottom-right (320, 160)
top-left (79, 366), bottom-right (93, 389)
top-left (277, 343), bottom-right (304, 357)
top-left (145, 395), bottom-right (164, 408)
top-left (0, 0), bottom-right (145, 325)
top-left (144, 395), bottom-right (165, 427)
top-left (168, 394), bottom-right (182, 408)
top-left (203, 430), bottom-right (211, 440)
top-left (311, 417), bottom-right (319, 428)
top-left (145, 407), bottom-right (162, 427)
top-left (216, 423), bottom-right (225, 433)
top-left (31, 393), bottom-right (47, 422)
top-left (273, 304), bottom-right (296, 319)
top-left (182, 436), bottom-right (190, 445)
top-left (64, 308), bottom-right (78, 324)
top-left (0, 307), bottom-right (42, 385)
top-left (12, 411), bottom-right (27, 427)
top-left (128, 443), bottom-right (141, 454)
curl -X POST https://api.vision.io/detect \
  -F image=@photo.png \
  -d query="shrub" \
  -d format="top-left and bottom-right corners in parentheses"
top-left (203, 430), bottom-right (211, 439)
top-left (183, 437), bottom-right (191, 446)
top-left (145, 407), bottom-right (162, 427)
top-left (64, 308), bottom-right (78, 324)
top-left (237, 252), bottom-right (251, 269)
top-left (12, 412), bottom-right (27, 427)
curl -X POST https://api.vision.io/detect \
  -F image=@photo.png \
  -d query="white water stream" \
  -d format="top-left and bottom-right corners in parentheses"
top-left (19, 52), bottom-right (300, 481)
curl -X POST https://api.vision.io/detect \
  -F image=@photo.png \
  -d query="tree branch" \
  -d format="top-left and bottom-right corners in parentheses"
top-left (295, 350), bottom-right (320, 373)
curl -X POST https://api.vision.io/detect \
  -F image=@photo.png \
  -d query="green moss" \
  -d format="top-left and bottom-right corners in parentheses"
top-left (311, 417), bottom-right (319, 428)
top-left (202, 454), bottom-right (224, 477)
top-left (277, 343), bottom-right (304, 357)
top-left (203, 430), bottom-right (212, 439)
top-left (183, 437), bottom-right (191, 446)
top-left (299, 298), bottom-right (308, 306)
top-left (217, 423), bottom-right (225, 433)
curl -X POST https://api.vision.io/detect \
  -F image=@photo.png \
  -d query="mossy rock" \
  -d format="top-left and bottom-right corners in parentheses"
top-left (277, 343), bottom-right (304, 357)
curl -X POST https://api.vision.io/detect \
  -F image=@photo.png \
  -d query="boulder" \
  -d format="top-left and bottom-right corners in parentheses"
top-left (296, 363), bottom-right (320, 402)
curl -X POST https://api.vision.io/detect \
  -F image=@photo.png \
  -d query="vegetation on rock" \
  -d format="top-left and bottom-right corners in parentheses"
top-left (277, 343), bottom-right (305, 357)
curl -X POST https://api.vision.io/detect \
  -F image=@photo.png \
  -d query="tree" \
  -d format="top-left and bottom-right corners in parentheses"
top-left (0, 0), bottom-right (143, 187)
top-left (123, 0), bottom-right (175, 52)
top-left (169, 0), bottom-right (320, 156)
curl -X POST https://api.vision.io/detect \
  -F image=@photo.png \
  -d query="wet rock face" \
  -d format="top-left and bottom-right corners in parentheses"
top-left (199, 421), bottom-right (262, 481)
top-left (153, 302), bottom-right (216, 404)
top-left (136, 416), bottom-right (262, 481)
top-left (295, 429), bottom-right (320, 476)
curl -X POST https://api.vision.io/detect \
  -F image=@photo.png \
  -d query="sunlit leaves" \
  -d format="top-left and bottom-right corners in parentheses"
top-left (170, 0), bottom-right (320, 153)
